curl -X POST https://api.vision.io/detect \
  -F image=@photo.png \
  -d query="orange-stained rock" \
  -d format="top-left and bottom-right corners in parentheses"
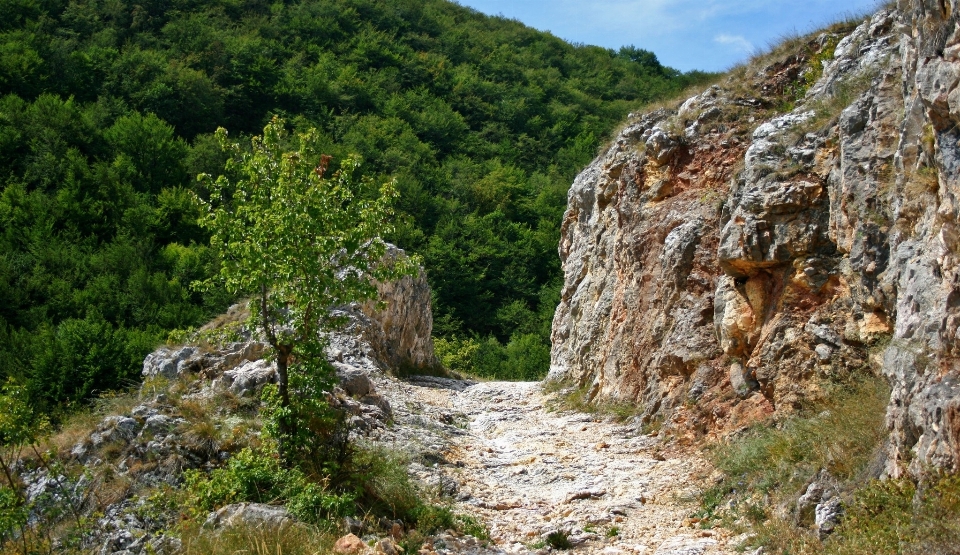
top-left (334, 534), bottom-right (366, 555)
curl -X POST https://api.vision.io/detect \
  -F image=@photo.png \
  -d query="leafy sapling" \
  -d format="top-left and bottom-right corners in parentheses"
top-left (195, 117), bottom-right (415, 441)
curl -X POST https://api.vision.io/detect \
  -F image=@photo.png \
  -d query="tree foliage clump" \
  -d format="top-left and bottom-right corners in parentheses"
top-left (0, 0), bottom-right (717, 410)
top-left (197, 117), bottom-right (410, 406)
top-left (198, 117), bottom-right (413, 468)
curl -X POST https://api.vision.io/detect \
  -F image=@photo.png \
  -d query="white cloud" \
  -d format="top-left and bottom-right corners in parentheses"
top-left (546, 0), bottom-right (783, 34)
top-left (714, 33), bottom-right (755, 53)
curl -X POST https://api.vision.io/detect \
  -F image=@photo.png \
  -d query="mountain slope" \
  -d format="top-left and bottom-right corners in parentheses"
top-left (0, 0), bottom-right (712, 412)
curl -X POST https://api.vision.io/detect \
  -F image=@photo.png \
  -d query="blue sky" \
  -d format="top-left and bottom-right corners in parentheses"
top-left (453, 0), bottom-right (884, 72)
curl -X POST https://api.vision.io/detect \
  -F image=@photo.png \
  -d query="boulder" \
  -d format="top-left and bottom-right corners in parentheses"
top-left (212, 359), bottom-right (276, 397)
top-left (337, 366), bottom-right (375, 397)
top-left (204, 503), bottom-right (292, 529)
top-left (142, 347), bottom-right (197, 380)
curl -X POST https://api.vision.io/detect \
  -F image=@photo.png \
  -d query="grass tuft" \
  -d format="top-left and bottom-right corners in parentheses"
top-left (542, 381), bottom-right (643, 422)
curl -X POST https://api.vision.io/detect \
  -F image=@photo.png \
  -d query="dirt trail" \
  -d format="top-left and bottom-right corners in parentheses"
top-left (375, 377), bottom-right (736, 555)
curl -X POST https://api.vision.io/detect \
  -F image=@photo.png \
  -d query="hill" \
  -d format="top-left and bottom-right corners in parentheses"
top-left (0, 0), bottom-right (713, 413)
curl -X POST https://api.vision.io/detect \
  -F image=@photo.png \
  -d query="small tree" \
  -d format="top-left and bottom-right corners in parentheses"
top-left (197, 117), bottom-right (412, 414)
top-left (0, 381), bottom-right (50, 553)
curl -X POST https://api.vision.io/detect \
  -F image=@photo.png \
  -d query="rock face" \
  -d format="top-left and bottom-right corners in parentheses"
top-left (550, 3), bottom-right (960, 474)
top-left (363, 245), bottom-right (440, 373)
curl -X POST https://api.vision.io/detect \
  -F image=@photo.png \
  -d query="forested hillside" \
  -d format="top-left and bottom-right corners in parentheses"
top-left (0, 0), bottom-right (712, 414)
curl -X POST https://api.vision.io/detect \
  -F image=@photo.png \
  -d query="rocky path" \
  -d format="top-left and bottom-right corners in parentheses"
top-left (374, 377), bottom-right (735, 555)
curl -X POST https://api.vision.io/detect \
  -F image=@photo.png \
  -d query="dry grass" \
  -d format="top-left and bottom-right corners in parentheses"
top-left (177, 521), bottom-right (336, 555)
top-left (45, 385), bottom-right (144, 457)
top-left (92, 472), bottom-right (134, 509)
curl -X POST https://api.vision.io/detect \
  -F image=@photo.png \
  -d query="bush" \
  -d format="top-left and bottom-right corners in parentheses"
top-left (435, 333), bottom-right (550, 381)
top-left (183, 447), bottom-right (355, 525)
top-left (711, 377), bottom-right (889, 496)
top-left (701, 376), bottom-right (891, 552)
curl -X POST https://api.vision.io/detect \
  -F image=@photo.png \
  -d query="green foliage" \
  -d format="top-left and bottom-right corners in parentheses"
top-left (435, 332), bottom-right (550, 381)
top-left (183, 446), bottom-right (356, 525)
top-left (546, 530), bottom-right (572, 550)
top-left (725, 473), bottom-right (960, 555)
top-left (0, 0), bottom-right (710, 409)
top-left (0, 90), bottom-right (231, 416)
top-left (0, 487), bottom-right (26, 548)
top-left (0, 380), bottom-right (56, 553)
top-left (197, 117), bottom-right (413, 469)
top-left (711, 377), bottom-right (889, 497)
top-left (197, 117), bottom-right (409, 350)
top-left (543, 381), bottom-right (642, 422)
top-left (698, 376), bottom-right (926, 554)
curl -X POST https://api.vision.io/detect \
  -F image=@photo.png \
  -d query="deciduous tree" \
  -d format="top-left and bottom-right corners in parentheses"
top-left (197, 116), bottom-right (411, 411)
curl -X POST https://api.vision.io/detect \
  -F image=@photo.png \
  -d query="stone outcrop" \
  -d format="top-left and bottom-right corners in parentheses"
top-left (143, 245), bottom-right (439, 393)
top-left (550, 2), bottom-right (960, 475)
top-left (357, 245), bottom-right (440, 374)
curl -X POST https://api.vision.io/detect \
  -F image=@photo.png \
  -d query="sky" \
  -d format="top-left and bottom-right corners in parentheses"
top-left (453, 0), bottom-right (884, 73)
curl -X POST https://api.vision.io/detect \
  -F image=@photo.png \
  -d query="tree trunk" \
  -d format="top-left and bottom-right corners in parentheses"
top-left (276, 344), bottom-right (292, 409)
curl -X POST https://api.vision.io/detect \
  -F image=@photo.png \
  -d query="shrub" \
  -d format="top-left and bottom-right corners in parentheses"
top-left (435, 333), bottom-right (550, 381)
top-left (701, 375), bottom-right (891, 552)
top-left (829, 473), bottom-right (960, 555)
top-left (183, 446), bottom-right (356, 525)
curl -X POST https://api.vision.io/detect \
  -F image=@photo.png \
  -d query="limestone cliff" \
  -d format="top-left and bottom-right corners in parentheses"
top-left (550, 1), bottom-right (960, 475)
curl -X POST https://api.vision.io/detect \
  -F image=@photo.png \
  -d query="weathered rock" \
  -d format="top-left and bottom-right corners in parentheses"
top-left (338, 366), bottom-right (375, 397)
top-left (334, 533), bottom-right (367, 554)
top-left (344, 516), bottom-right (365, 535)
top-left (142, 347), bottom-right (197, 380)
top-left (348, 245), bottom-right (442, 375)
top-left (142, 415), bottom-right (181, 436)
top-left (375, 538), bottom-right (400, 555)
top-left (549, 2), bottom-right (960, 474)
top-left (212, 359), bottom-right (277, 396)
top-left (815, 496), bottom-right (842, 540)
top-left (796, 481), bottom-right (824, 526)
top-left (359, 393), bottom-right (393, 420)
top-left (203, 503), bottom-right (293, 529)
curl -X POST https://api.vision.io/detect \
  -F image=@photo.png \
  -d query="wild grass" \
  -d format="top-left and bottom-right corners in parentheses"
top-left (693, 374), bottom-right (960, 554)
top-left (177, 520), bottom-right (335, 555)
top-left (734, 472), bottom-right (960, 555)
top-left (712, 377), bottom-right (889, 494)
top-left (45, 385), bottom-right (146, 457)
top-left (542, 381), bottom-right (643, 423)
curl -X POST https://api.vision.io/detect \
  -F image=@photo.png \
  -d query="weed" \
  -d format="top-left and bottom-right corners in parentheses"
top-left (640, 416), bottom-right (664, 436)
top-left (798, 68), bottom-right (880, 135)
top-left (606, 526), bottom-right (620, 538)
top-left (546, 530), bottom-right (572, 550)
top-left (543, 381), bottom-right (643, 422)
top-left (700, 375), bottom-right (901, 553)
top-left (455, 514), bottom-right (490, 541)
